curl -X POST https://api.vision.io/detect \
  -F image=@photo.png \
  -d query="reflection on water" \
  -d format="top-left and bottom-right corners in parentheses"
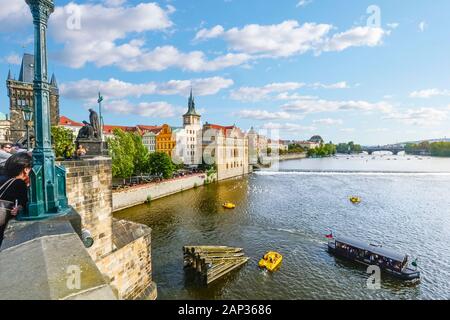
top-left (115, 155), bottom-right (450, 300)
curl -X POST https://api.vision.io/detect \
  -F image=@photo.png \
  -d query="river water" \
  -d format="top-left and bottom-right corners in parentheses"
top-left (115, 154), bottom-right (450, 300)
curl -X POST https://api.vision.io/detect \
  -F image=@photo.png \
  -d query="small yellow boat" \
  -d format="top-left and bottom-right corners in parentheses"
top-left (349, 196), bottom-right (361, 204)
top-left (223, 202), bottom-right (236, 209)
top-left (258, 252), bottom-right (283, 272)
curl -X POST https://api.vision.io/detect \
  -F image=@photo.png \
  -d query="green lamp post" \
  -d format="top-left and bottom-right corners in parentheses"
top-left (21, 105), bottom-right (33, 151)
top-left (18, 0), bottom-right (69, 220)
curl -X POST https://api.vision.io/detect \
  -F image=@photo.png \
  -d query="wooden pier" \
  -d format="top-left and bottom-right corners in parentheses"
top-left (183, 246), bottom-right (249, 285)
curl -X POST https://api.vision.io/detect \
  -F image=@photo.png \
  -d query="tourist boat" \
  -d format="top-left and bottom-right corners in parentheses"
top-left (327, 236), bottom-right (420, 280)
top-left (222, 202), bottom-right (236, 209)
top-left (349, 196), bottom-right (361, 204)
top-left (258, 252), bottom-right (283, 272)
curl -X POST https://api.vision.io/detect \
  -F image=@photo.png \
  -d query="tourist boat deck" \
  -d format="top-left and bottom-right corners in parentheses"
top-left (328, 236), bottom-right (420, 280)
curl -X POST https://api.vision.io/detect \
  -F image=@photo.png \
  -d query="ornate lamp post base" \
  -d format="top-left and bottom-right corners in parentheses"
top-left (20, 0), bottom-right (70, 220)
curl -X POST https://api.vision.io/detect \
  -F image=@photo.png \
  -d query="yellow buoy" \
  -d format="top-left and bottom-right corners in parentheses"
top-left (258, 252), bottom-right (283, 272)
top-left (223, 202), bottom-right (236, 209)
top-left (349, 197), bottom-right (361, 204)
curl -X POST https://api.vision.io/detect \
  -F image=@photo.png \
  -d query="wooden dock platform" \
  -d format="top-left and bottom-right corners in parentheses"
top-left (183, 246), bottom-right (249, 285)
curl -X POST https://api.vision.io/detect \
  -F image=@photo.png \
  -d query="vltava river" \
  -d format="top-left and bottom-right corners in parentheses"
top-left (115, 155), bottom-right (450, 300)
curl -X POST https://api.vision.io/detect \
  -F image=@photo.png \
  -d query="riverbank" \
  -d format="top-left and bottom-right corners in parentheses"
top-left (113, 173), bottom-right (208, 212)
top-left (279, 153), bottom-right (307, 161)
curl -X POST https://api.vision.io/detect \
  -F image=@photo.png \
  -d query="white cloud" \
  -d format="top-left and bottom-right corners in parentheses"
top-left (419, 21), bottom-right (427, 32)
top-left (321, 26), bottom-right (387, 52)
top-left (104, 100), bottom-right (181, 118)
top-left (296, 0), bottom-right (313, 8)
top-left (340, 128), bottom-right (355, 133)
top-left (0, 0), bottom-right (30, 31)
top-left (60, 77), bottom-right (234, 100)
top-left (195, 21), bottom-right (388, 58)
top-left (313, 118), bottom-right (343, 125)
top-left (120, 46), bottom-right (251, 72)
top-left (235, 110), bottom-right (301, 121)
top-left (104, 0), bottom-right (128, 7)
top-left (281, 99), bottom-right (393, 114)
top-left (384, 108), bottom-right (448, 126)
top-left (3, 53), bottom-right (21, 65)
top-left (260, 122), bottom-right (317, 133)
top-left (49, 2), bottom-right (172, 68)
top-left (194, 25), bottom-right (225, 41)
top-left (275, 92), bottom-right (318, 101)
top-left (310, 81), bottom-right (349, 89)
top-left (230, 81), bottom-right (348, 102)
top-left (410, 89), bottom-right (450, 98)
top-left (222, 21), bottom-right (333, 57)
top-left (45, 2), bottom-right (249, 72)
top-left (386, 23), bottom-right (400, 29)
top-left (230, 82), bottom-right (305, 102)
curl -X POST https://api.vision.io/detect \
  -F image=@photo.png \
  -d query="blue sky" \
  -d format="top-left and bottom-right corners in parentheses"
top-left (1, 0), bottom-right (450, 145)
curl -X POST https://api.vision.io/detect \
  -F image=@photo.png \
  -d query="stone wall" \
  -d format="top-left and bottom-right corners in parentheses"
top-left (62, 158), bottom-right (113, 261)
top-left (96, 220), bottom-right (156, 300)
top-left (60, 157), bottom-right (157, 300)
top-left (113, 174), bottom-right (207, 212)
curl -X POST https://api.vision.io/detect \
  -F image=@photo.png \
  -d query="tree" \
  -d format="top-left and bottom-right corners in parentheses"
top-left (148, 152), bottom-right (175, 179)
top-left (336, 141), bottom-right (362, 154)
top-left (108, 129), bottom-right (136, 180)
top-left (430, 142), bottom-right (450, 157)
top-left (130, 132), bottom-right (149, 176)
top-left (308, 143), bottom-right (336, 158)
top-left (51, 126), bottom-right (75, 159)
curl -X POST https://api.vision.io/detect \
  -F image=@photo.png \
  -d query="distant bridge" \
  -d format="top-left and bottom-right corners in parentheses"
top-left (361, 145), bottom-right (406, 155)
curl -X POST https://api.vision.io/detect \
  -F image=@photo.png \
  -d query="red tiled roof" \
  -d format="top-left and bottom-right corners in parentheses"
top-left (204, 123), bottom-right (246, 137)
top-left (103, 125), bottom-right (137, 134)
top-left (59, 116), bottom-right (83, 127)
top-left (136, 125), bottom-right (159, 131)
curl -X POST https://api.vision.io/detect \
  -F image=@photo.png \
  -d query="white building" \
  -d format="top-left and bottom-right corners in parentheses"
top-left (181, 90), bottom-right (202, 166)
top-left (203, 123), bottom-right (249, 181)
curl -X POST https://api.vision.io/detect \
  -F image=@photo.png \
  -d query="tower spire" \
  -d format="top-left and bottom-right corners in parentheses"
top-left (7, 69), bottom-right (13, 80)
top-left (50, 72), bottom-right (58, 87)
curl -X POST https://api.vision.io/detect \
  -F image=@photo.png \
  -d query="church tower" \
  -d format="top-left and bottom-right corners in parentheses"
top-left (182, 89), bottom-right (202, 165)
top-left (183, 88), bottom-right (201, 126)
top-left (6, 53), bottom-right (60, 142)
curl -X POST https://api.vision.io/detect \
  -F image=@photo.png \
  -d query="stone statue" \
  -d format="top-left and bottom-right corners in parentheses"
top-left (75, 109), bottom-right (107, 156)
top-left (77, 121), bottom-right (95, 140)
top-left (89, 108), bottom-right (101, 140)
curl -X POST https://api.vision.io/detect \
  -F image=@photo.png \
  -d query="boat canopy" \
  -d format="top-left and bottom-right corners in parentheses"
top-left (335, 236), bottom-right (407, 263)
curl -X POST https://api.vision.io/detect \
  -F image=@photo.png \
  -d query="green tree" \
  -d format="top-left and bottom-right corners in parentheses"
top-left (108, 129), bottom-right (136, 180)
top-left (308, 143), bottom-right (336, 158)
top-left (430, 142), bottom-right (450, 157)
top-left (148, 152), bottom-right (175, 179)
top-left (51, 126), bottom-right (75, 159)
top-left (130, 132), bottom-right (150, 176)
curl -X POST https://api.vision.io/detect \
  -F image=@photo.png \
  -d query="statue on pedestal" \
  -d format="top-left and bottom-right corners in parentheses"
top-left (75, 109), bottom-right (107, 156)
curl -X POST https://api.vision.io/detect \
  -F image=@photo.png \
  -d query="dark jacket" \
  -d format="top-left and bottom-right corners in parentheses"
top-left (0, 176), bottom-right (28, 247)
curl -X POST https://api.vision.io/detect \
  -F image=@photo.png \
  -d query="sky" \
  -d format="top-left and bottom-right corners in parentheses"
top-left (1, 0), bottom-right (450, 145)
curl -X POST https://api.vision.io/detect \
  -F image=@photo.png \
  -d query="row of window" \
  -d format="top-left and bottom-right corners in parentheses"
top-left (226, 162), bottom-right (244, 169)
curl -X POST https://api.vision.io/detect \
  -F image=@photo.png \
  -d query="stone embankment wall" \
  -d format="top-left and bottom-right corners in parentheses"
top-left (278, 153), bottom-right (307, 161)
top-left (60, 157), bottom-right (157, 300)
top-left (113, 174), bottom-right (207, 212)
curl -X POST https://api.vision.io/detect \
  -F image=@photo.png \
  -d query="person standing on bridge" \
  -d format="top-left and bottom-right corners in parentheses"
top-left (0, 153), bottom-right (32, 247)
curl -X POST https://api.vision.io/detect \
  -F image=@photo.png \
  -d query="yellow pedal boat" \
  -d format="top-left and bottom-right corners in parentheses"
top-left (349, 197), bottom-right (361, 204)
top-left (258, 252), bottom-right (282, 272)
top-left (223, 202), bottom-right (236, 209)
